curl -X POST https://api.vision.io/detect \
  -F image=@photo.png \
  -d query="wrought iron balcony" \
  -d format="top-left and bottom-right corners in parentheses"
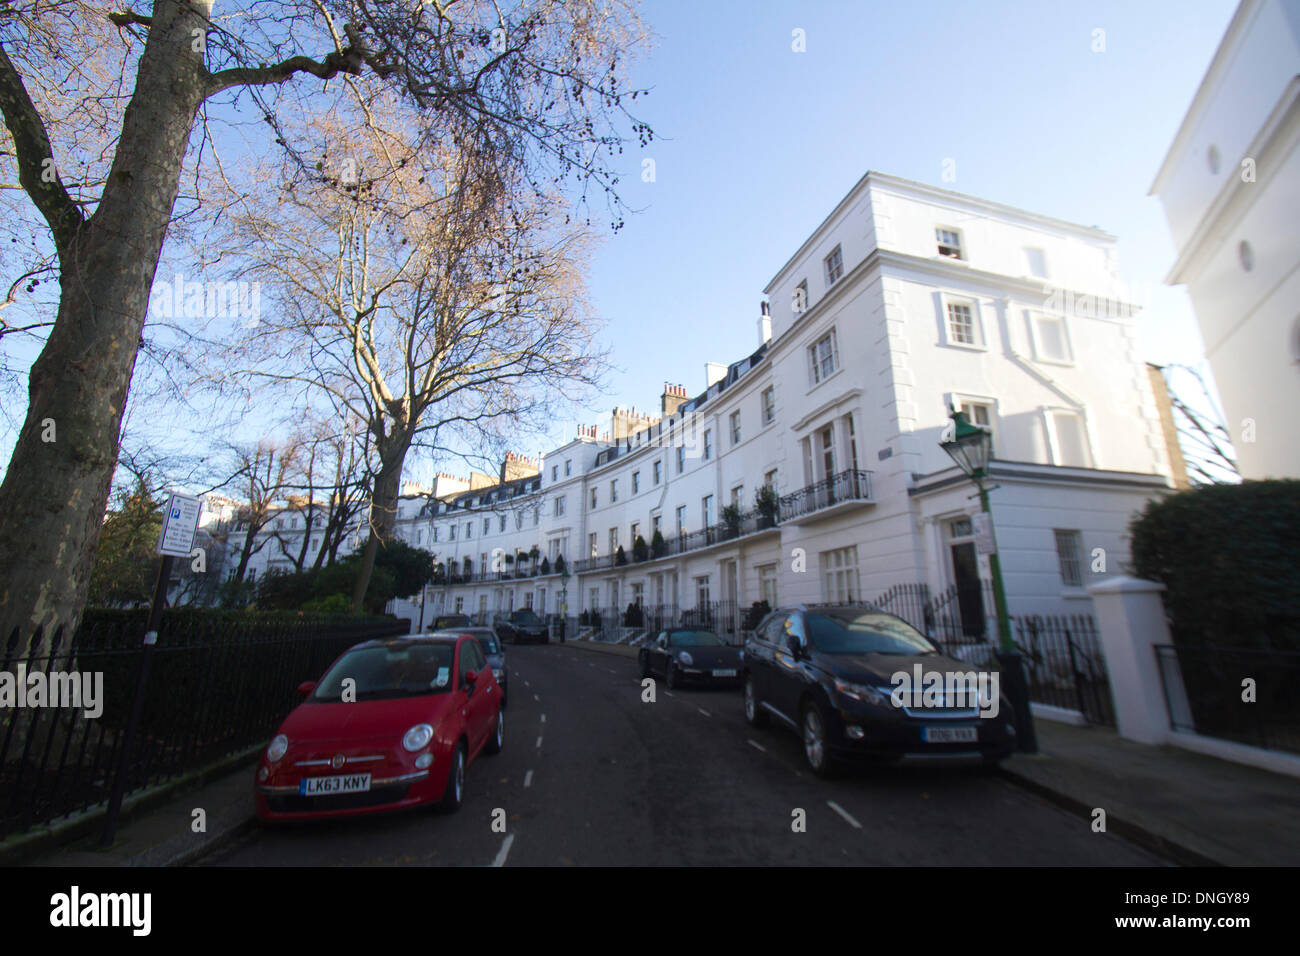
top-left (778, 468), bottom-right (874, 523)
top-left (572, 508), bottom-right (779, 574)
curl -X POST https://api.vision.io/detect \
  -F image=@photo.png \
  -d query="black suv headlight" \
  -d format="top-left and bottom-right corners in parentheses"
top-left (834, 678), bottom-right (894, 708)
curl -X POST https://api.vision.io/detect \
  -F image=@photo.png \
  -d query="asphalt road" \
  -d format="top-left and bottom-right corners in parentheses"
top-left (203, 642), bottom-right (1163, 867)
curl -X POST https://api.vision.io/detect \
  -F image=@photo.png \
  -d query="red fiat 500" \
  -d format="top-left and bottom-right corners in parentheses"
top-left (254, 634), bottom-right (503, 822)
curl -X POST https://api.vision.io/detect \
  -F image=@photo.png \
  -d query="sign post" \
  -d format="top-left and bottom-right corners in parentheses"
top-left (100, 492), bottom-right (202, 847)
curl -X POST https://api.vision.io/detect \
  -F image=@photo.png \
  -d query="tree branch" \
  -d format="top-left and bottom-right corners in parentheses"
top-left (0, 44), bottom-right (85, 251)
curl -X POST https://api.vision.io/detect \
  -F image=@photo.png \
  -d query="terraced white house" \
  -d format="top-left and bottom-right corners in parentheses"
top-left (393, 172), bottom-right (1180, 641)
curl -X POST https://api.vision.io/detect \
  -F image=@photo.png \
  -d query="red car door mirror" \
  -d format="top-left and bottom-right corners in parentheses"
top-left (464, 670), bottom-right (479, 685)
top-left (297, 681), bottom-right (317, 697)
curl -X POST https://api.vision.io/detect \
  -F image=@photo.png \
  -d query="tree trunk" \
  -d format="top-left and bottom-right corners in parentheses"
top-left (0, 1), bottom-right (211, 656)
top-left (350, 438), bottom-right (410, 613)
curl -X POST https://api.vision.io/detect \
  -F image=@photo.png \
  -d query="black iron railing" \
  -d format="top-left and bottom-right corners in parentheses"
top-left (0, 610), bottom-right (408, 842)
top-left (572, 511), bottom-right (779, 574)
top-left (778, 469), bottom-right (873, 521)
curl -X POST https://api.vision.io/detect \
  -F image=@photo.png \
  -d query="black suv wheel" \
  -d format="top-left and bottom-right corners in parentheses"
top-left (744, 675), bottom-right (768, 728)
top-left (801, 701), bottom-right (836, 778)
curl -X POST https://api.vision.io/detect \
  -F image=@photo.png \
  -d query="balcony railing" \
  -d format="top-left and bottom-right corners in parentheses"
top-left (573, 509), bottom-right (779, 574)
top-left (434, 471), bottom-right (873, 582)
top-left (778, 468), bottom-right (873, 521)
top-left (436, 563), bottom-right (555, 585)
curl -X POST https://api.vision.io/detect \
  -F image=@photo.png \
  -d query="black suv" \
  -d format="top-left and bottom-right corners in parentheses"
top-left (743, 604), bottom-right (1016, 775)
top-left (495, 609), bottom-right (549, 644)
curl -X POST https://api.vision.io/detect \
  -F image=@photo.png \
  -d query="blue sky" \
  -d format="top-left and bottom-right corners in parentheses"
top-left (0, 0), bottom-right (1242, 485)
top-left (504, 0), bottom-right (1239, 463)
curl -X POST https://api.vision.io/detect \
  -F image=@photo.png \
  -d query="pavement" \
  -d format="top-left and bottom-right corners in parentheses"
top-left (12, 637), bottom-right (1299, 867)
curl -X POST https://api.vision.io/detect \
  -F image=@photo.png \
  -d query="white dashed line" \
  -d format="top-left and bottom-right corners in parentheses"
top-left (533, 694), bottom-right (539, 701)
top-left (664, 691), bottom-right (674, 698)
top-left (490, 833), bottom-right (515, 867)
top-left (827, 800), bottom-right (862, 830)
top-left (697, 707), bottom-right (711, 717)
top-left (540, 714), bottom-right (546, 723)
top-left (524, 770), bottom-right (534, 788)
top-left (747, 739), bottom-right (767, 753)
top-left (535, 736), bottom-right (543, 749)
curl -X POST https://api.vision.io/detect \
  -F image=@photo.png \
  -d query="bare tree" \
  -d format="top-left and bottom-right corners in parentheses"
top-left (223, 101), bottom-right (607, 612)
top-left (212, 438), bottom-right (303, 587)
top-left (0, 0), bottom-right (652, 651)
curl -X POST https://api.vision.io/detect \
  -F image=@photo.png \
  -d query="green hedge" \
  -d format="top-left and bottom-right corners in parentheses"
top-left (1130, 480), bottom-right (1300, 651)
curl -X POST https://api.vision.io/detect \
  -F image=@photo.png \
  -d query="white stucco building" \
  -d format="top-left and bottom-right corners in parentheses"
top-left (393, 172), bottom-right (1179, 640)
top-left (1150, 0), bottom-right (1300, 479)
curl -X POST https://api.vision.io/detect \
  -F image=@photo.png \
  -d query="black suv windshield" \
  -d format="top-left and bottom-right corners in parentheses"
top-left (805, 611), bottom-right (938, 655)
top-left (313, 641), bottom-right (455, 701)
top-left (511, 611), bottom-right (542, 625)
top-left (669, 630), bottom-right (723, 647)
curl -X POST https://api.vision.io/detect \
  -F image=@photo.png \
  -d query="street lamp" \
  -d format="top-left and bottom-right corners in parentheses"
top-left (939, 408), bottom-right (1038, 753)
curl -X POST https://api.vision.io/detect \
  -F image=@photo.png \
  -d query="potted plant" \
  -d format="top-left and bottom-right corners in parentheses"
top-left (650, 529), bottom-right (666, 559)
top-left (555, 553), bottom-right (566, 575)
top-left (721, 502), bottom-right (742, 535)
top-left (755, 483), bottom-right (779, 528)
top-left (539, 556), bottom-right (551, 575)
top-left (632, 534), bottom-right (649, 562)
top-left (615, 544), bottom-right (628, 566)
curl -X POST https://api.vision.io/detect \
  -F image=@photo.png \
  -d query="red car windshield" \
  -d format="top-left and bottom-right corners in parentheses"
top-left (313, 642), bottom-right (456, 701)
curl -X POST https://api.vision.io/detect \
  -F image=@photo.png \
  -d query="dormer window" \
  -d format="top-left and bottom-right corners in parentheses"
top-left (936, 227), bottom-right (964, 260)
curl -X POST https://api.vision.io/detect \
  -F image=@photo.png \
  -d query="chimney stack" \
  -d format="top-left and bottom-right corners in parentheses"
top-left (758, 300), bottom-right (772, 344)
top-left (661, 383), bottom-right (689, 418)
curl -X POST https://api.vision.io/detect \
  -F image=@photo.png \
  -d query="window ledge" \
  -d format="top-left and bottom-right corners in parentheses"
top-left (806, 364), bottom-right (845, 395)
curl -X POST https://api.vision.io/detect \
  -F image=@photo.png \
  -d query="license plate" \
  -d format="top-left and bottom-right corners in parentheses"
top-left (300, 773), bottom-right (371, 796)
top-left (713, 668), bottom-right (737, 678)
top-left (922, 726), bottom-right (978, 743)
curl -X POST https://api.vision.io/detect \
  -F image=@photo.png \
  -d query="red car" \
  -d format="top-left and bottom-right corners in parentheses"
top-left (254, 634), bottom-right (503, 822)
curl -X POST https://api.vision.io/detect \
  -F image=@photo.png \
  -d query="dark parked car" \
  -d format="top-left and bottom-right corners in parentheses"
top-left (455, 626), bottom-right (507, 708)
top-left (743, 605), bottom-right (1016, 775)
top-left (430, 614), bottom-right (472, 631)
top-left (639, 628), bottom-right (743, 689)
top-left (495, 609), bottom-right (548, 644)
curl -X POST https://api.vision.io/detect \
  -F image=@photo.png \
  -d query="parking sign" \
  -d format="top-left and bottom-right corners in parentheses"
top-left (157, 492), bottom-right (202, 557)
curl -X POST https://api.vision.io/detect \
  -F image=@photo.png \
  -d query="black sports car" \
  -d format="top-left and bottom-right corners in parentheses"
top-left (639, 628), bottom-right (743, 689)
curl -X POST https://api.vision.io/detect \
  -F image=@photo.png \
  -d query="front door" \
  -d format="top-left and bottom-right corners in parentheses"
top-left (950, 542), bottom-right (986, 638)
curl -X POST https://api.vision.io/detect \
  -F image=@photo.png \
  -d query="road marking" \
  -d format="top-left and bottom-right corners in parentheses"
top-left (827, 800), bottom-right (862, 830)
top-left (540, 713), bottom-right (546, 723)
top-left (534, 694), bottom-right (539, 701)
top-left (665, 691), bottom-right (674, 698)
top-left (490, 833), bottom-right (515, 868)
top-left (697, 707), bottom-right (711, 717)
top-left (535, 735), bottom-right (543, 749)
top-left (524, 681), bottom-right (530, 687)
top-left (747, 739), bottom-right (766, 753)
top-left (524, 770), bottom-right (534, 788)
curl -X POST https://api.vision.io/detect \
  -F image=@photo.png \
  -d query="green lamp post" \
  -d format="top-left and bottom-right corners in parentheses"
top-left (939, 408), bottom-right (1037, 753)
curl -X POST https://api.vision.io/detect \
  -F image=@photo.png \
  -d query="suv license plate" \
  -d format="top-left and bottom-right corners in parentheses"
top-left (922, 727), bottom-right (978, 744)
top-left (713, 669), bottom-right (737, 677)
top-left (300, 773), bottom-right (371, 795)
